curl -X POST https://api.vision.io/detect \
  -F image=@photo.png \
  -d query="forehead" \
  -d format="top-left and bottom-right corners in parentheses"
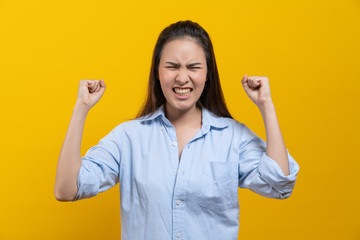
top-left (160, 38), bottom-right (206, 62)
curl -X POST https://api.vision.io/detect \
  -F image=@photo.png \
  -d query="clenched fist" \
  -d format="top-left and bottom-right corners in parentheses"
top-left (241, 75), bottom-right (272, 108)
top-left (76, 79), bottom-right (106, 110)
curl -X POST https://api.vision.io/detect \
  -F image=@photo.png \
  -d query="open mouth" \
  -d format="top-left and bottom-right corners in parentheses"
top-left (173, 87), bottom-right (192, 96)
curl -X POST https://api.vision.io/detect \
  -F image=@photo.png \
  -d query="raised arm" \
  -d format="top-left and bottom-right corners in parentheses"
top-left (241, 75), bottom-right (289, 176)
top-left (54, 79), bottom-right (106, 201)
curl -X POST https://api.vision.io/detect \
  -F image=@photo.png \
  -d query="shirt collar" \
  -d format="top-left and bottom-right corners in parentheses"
top-left (139, 105), bottom-right (229, 129)
top-left (139, 105), bottom-right (166, 122)
top-left (201, 108), bottom-right (229, 129)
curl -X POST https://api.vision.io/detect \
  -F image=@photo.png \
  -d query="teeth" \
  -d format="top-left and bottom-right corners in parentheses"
top-left (174, 88), bottom-right (191, 95)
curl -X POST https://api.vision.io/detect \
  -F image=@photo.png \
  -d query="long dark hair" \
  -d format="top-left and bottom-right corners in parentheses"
top-left (137, 20), bottom-right (232, 119)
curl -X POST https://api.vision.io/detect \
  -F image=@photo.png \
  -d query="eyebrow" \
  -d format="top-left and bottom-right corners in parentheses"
top-left (165, 62), bottom-right (202, 67)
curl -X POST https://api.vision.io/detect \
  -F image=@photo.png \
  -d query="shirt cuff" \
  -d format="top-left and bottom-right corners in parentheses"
top-left (70, 159), bottom-right (100, 202)
top-left (257, 150), bottom-right (300, 198)
top-left (70, 170), bottom-right (82, 202)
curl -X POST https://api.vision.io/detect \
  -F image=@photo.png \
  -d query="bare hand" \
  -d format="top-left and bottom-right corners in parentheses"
top-left (241, 75), bottom-right (272, 108)
top-left (76, 79), bottom-right (106, 110)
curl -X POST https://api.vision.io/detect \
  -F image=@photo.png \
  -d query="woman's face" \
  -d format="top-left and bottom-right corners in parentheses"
top-left (158, 38), bottom-right (207, 114)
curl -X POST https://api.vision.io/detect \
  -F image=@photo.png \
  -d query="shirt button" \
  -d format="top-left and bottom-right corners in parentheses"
top-left (174, 169), bottom-right (178, 174)
top-left (172, 141), bottom-right (177, 147)
top-left (161, 127), bottom-right (164, 131)
top-left (177, 233), bottom-right (182, 238)
top-left (176, 200), bottom-right (181, 205)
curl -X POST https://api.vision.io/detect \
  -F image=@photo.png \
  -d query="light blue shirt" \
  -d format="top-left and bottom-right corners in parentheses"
top-left (73, 105), bottom-right (300, 240)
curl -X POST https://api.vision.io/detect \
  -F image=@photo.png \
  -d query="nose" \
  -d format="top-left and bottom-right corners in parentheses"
top-left (175, 68), bottom-right (190, 85)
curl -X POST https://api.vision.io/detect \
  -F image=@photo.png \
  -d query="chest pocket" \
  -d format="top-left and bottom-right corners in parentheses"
top-left (197, 161), bottom-right (239, 212)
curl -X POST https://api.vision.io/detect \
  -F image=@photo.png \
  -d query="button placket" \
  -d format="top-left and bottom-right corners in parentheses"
top-left (163, 119), bottom-right (194, 240)
top-left (160, 119), bottom-right (180, 175)
top-left (172, 142), bottom-right (195, 240)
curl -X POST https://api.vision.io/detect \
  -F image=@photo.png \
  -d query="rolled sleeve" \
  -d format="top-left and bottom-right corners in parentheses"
top-left (72, 127), bottom-right (122, 201)
top-left (237, 123), bottom-right (300, 199)
top-left (257, 151), bottom-right (299, 198)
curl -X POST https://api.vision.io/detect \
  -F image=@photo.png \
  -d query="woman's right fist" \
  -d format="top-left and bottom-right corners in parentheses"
top-left (76, 79), bottom-right (106, 110)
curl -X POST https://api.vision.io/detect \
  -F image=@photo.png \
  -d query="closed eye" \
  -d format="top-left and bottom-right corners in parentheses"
top-left (164, 61), bottom-right (203, 69)
top-left (165, 66), bottom-right (201, 69)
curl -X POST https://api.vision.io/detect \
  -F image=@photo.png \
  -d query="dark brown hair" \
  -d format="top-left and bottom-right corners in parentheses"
top-left (137, 20), bottom-right (232, 119)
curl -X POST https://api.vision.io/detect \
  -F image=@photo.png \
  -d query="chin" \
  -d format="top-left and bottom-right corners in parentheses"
top-left (167, 101), bottom-right (196, 112)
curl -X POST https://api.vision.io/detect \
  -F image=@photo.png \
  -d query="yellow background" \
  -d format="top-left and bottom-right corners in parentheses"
top-left (1, 0), bottom-right (359, 239)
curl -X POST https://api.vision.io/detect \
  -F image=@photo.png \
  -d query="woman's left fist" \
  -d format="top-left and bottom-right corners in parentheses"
top-left (241, 74), bottom-right (272, 107)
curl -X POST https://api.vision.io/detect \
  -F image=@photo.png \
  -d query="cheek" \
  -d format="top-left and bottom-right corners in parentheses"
top-left (159, 72), bottom-right (173, 92)
top-left (191, 71), bottom-right (207, 85)
top-left (159, 70), bottom-right (176, 83)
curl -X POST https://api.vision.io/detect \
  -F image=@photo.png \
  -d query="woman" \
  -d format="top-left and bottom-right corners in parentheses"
top-left (55, 20), bottom-right (300, 239)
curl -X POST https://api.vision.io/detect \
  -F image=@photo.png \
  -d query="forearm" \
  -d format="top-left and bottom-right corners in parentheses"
top-left (259, 101), bottom-right (290, 176)
top-left (54, 103), bottom-right (89, 201)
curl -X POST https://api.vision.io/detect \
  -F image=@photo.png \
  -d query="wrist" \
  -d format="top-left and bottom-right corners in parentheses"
top-left (258, 99), bottom-right (275, 113)
top-left (74, 102), bottom-right (90, 115)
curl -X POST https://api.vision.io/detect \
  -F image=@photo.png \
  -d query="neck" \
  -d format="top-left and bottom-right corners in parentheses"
top-left (165, 103), bottom-right (202, 128)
